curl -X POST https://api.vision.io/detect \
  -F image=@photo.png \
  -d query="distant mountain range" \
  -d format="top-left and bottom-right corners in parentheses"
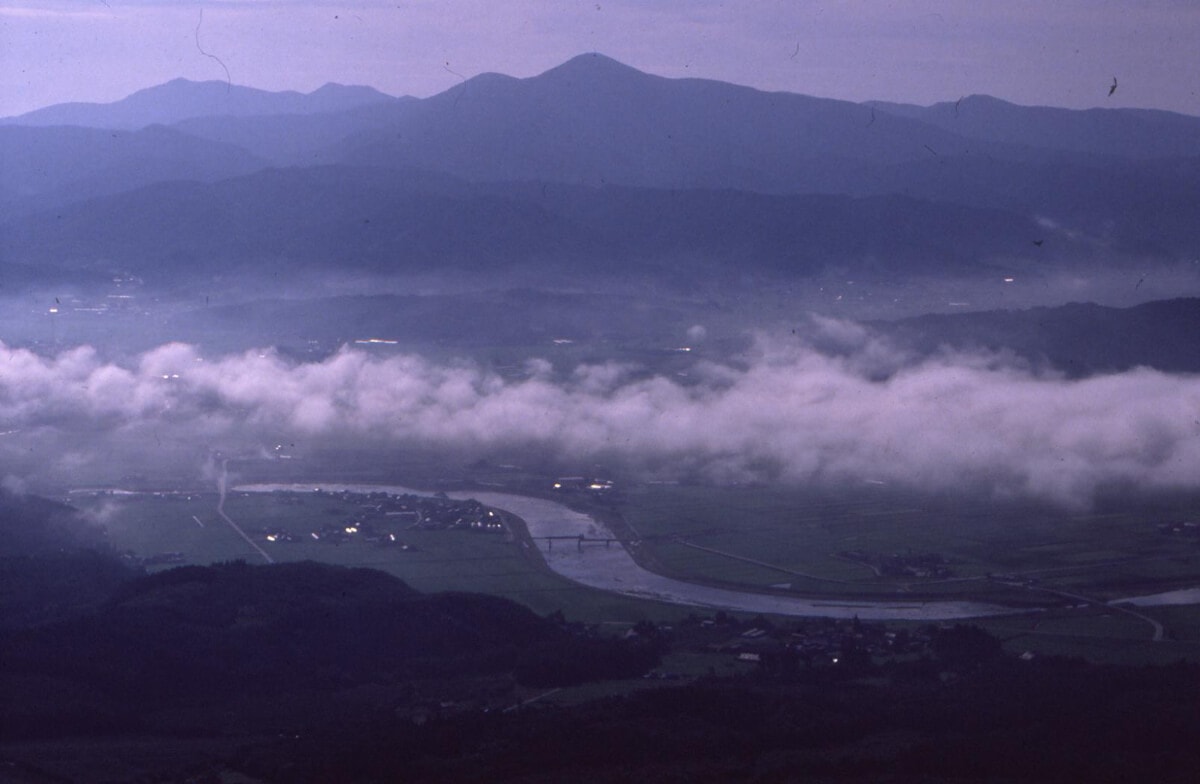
top-left (2, 52), bottom-right (1198, 289)
top-left (2, 79), bottom-right (398, 130)
top-left (167, 289), bottom-right (1200, 379)
top-left (3, 165), bottom-right (1087, 282)
top-left (866, 93), bottom-right (1200, 159)
top-left (879, 298), bottom-right (1200, 377)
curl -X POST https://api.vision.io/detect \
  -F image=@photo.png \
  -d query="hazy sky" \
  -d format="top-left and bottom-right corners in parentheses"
top-left (2, 1), bottom-right (1198, 118)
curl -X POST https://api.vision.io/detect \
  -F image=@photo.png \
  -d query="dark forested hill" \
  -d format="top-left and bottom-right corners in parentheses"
top-left (0, 164), bottom-right (1092, 283)
top-left (170, 97), bottom-right (419, 165)
top-left (877, 297), bottom-right (1200, 376)
top-left (0, 490), bottom-right (138, 631)
top-left (0, 123), bottom-right (269, 219)
top-left (3, 54), bottom-right (1198, 292)
top-left (0, 557), bottom-right (664, 749)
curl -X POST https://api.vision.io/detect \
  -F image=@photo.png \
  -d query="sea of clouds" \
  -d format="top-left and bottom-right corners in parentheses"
top-left (1, 322), bottom-right (1197, 507)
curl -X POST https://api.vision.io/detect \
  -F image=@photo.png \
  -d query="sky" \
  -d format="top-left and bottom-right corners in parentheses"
top-left (2, 0), bottom-right (1199, 118)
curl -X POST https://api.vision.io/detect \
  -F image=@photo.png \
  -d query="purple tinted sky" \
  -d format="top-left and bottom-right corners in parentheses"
top-left (2, 0), bottom-right (1198, 117)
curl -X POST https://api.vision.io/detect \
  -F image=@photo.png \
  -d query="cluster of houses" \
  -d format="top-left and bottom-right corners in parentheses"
top-left (131, 551), bottom-right (187, 566)
top-left (1158, 520), bottom-right (1200, 537)
top-left (838, 549), bottom-right (955, 579)
top-left (257, 489), bottom-right (509, 549)
top-left (656, 613), bottom-right (938, 672)
top-left (551, 476), bottom-right (616, 494)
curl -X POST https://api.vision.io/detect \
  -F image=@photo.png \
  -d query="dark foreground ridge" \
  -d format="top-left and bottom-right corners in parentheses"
top-left (0, 559), bottom-right (659, 735)
top-left (3, 561), bottom-right (1199, 782)
top-left (2, 493), bottom-right (1200, 782)
top-left (240, 657), bottom-right (1200, 784)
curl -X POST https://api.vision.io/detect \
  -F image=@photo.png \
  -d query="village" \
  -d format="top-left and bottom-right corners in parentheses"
top-left (836, 549), bottom-right (956, 579)
top-left (1158, 520), bottom-right (1200, 538)
top-left (654, 612), bottom-right (946, 674)
top-left (396, 612), bottom-right (981, 725)
top-left (257, 489), bottom-right (511, 549)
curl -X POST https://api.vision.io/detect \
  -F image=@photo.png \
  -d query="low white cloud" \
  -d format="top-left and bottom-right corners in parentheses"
top-left (1, 335), bottom-right (1197, 507)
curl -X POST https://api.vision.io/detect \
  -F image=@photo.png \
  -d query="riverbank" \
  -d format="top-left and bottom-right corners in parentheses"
top-left (235, 483), bottom-right (1024, 620)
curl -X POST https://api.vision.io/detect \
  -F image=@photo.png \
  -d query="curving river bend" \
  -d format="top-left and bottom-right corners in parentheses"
top-left (234, 483), bottom-right (1197, 620)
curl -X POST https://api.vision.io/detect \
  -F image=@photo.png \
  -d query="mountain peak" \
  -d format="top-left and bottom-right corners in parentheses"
top-left (133, 78), bottom-right (251, 98)
top-left (539, 52), bottom-right (648, 81)
top-left (309, 82), bottom-right (391, 99)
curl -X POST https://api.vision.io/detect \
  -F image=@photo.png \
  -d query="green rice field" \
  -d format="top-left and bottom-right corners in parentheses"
top-left (77, 488), bottom-right (682, 623)
top-left (618, 482), bottom-right (1200, 602)
top-left (75, 475), bottom-right (1200, 659)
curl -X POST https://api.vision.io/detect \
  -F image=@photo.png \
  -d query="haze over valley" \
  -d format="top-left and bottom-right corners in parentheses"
top-left (2, 53), bottom-right (1198, 505)
top-left (4, 45), bottom-right (1200, 783)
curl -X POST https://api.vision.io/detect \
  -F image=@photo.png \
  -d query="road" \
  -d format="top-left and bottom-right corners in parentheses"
top-left (216, 459), bottom-right (274, 564)
top-left (998, 581), bottom-right (1165, 642)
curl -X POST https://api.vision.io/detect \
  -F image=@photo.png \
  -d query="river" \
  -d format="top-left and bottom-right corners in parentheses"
top-left (232, 483), bottom-right (1198, 619)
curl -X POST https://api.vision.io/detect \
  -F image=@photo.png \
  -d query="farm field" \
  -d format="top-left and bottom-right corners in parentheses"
top-left (75, 473), bottom-right (1200, 657)
top-left (617, 483), bottom-right (1200, 600)
top-left (979, 606), bottom-right (1197, 666)
top-left (77, 488), bottom-right (683, 623)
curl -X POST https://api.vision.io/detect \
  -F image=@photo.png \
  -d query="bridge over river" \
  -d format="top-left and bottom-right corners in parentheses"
top-left (236, 483), bottom-right (1198, 626)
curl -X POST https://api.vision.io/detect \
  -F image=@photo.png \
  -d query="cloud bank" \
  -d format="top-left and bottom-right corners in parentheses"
top-left (1, 333), bottom-right (1198, 506)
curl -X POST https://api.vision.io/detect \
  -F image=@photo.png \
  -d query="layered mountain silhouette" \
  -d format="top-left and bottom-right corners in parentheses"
top-left (3, 164), bottom-right (1088, 282)
top-left (2, 52), bottom-right (1198, 287)
top-left (3, 78), bottom-right (398, 130)
top-left (0, 124), bottom-right (268, 218)
top-left (877, 297), bottom-right (1200, 377)
top-left (867, 93), bottom-right (1200, 160)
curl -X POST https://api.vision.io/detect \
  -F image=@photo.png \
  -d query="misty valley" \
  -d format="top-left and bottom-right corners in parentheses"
top-left (3, 53), bottom-right (1200, 782)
